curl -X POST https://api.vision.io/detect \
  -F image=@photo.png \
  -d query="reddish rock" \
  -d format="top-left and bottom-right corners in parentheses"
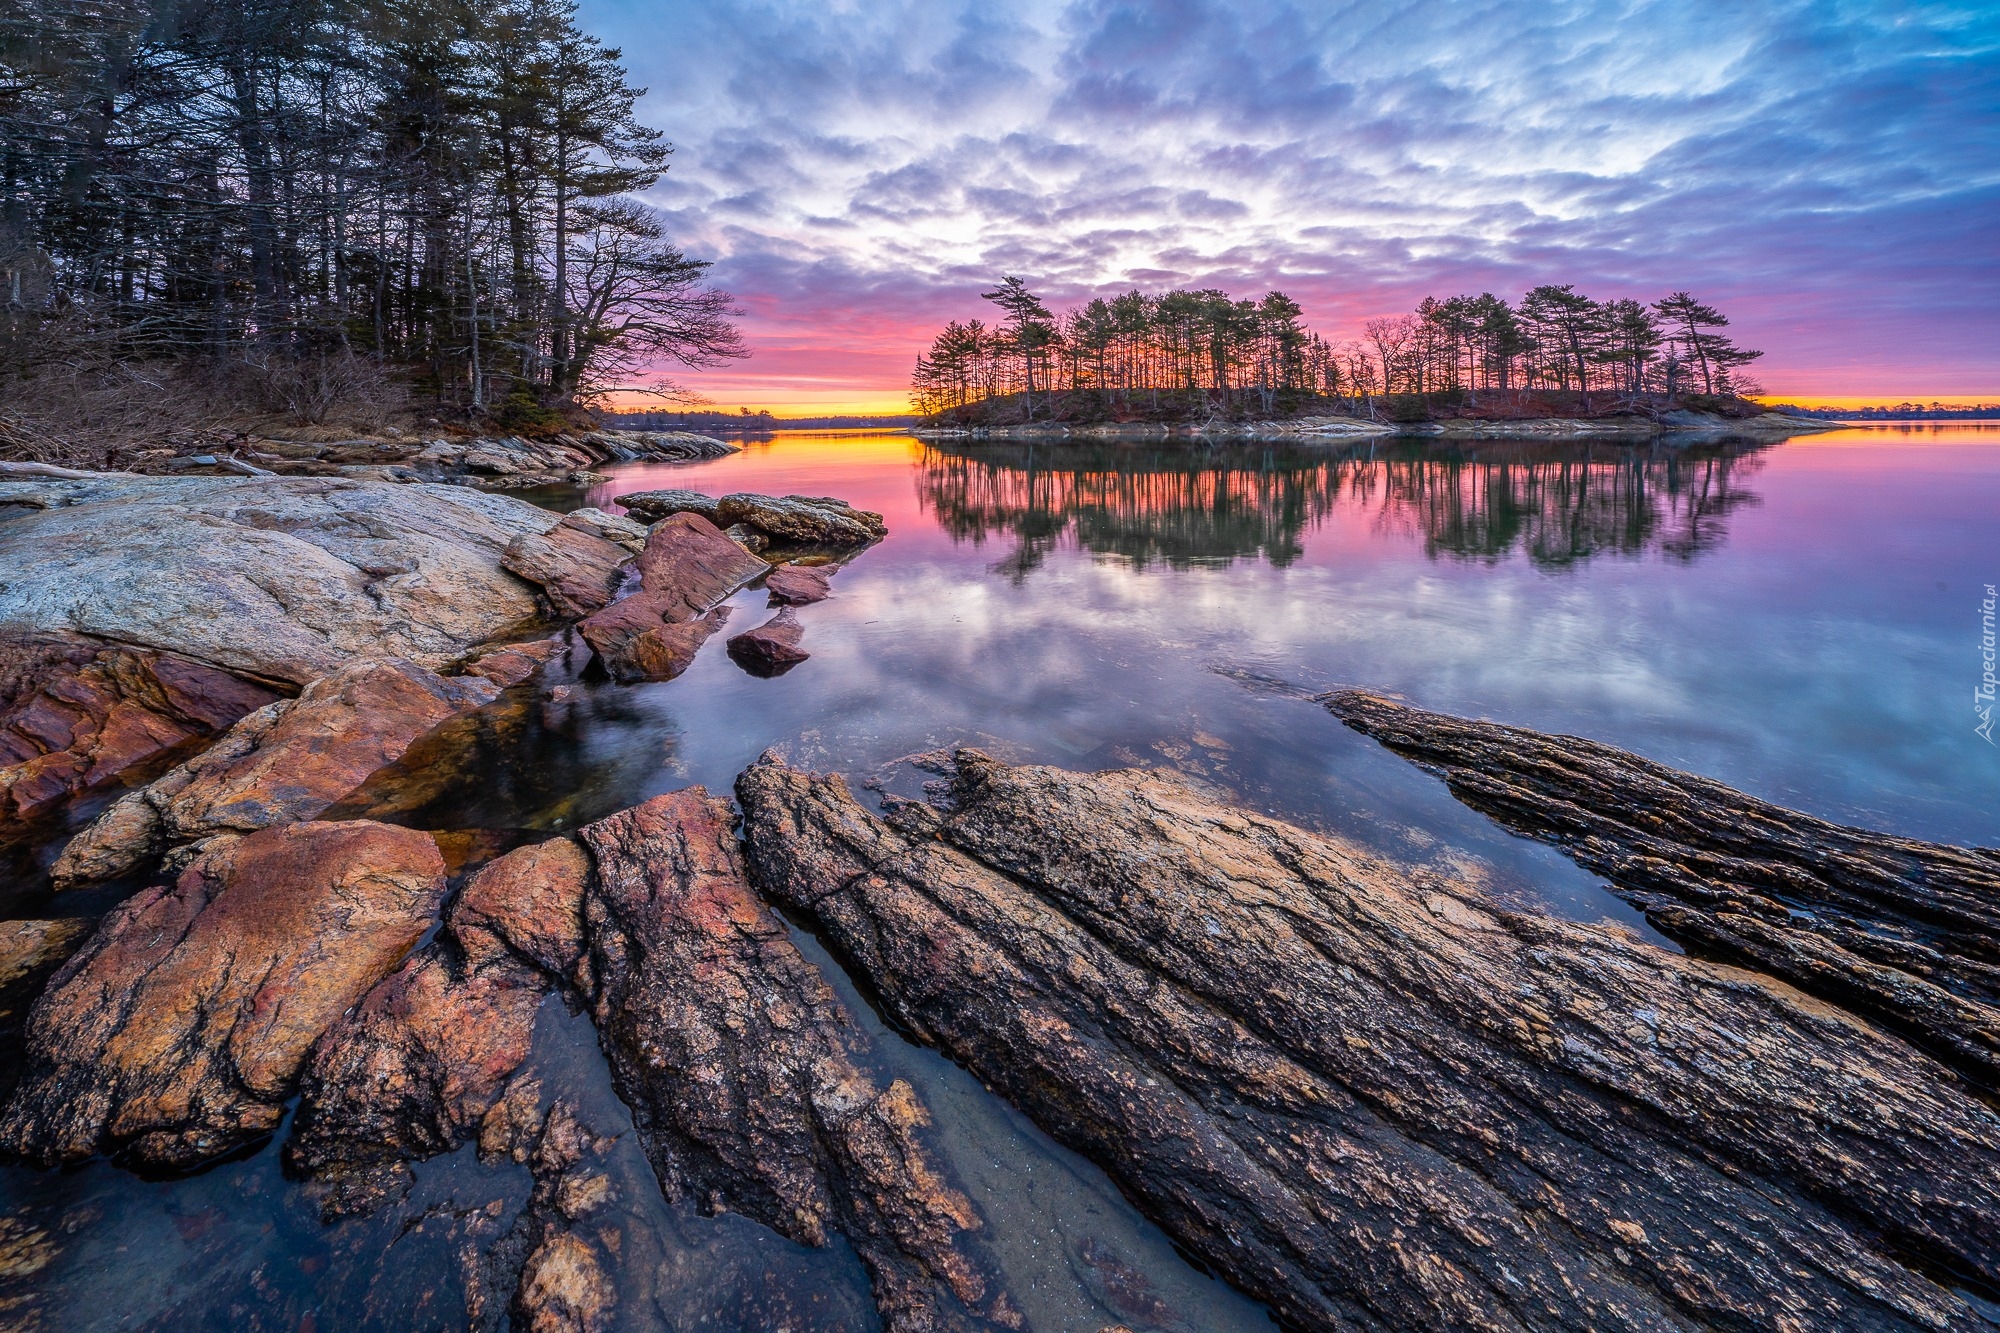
top-left (465, 637), bottom-right (566, 688)
top-left (287, 837), bottom-right (593, 1215)
top-left (508, 1104), bottom-right (620, 1333)
top-left (578, 791), bottom-right (1009, 1331)
top-left (501, 516), bottom-right (632, 619)
top-left (764, 563), bottom-right (834, 606)
top-left (0, 821), bottom-right (448, 1168)
top-left (51, 657), bottom-right (498, 889)
top-left (576, 513), bottom-right (764, 682)
top-left (0, 630), bottom-right (281, 824)
top-left (0, 918), bottom-right (93, 1100)
top-left (726, 607), bottom-right (808, 676)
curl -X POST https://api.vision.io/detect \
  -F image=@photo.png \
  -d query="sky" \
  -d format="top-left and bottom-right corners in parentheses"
top-left (586, 0), bottom-right (2000, 414)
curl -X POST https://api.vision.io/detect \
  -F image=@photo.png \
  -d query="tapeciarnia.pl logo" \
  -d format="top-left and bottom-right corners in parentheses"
top-left (1979, 583), bottom-right (1997, 744)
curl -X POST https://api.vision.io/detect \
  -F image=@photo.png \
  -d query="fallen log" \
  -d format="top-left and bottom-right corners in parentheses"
top-left (1323, 689), bottom-right (2000, 1093)
top-left (738, 748), bottom-right (2000, 1332)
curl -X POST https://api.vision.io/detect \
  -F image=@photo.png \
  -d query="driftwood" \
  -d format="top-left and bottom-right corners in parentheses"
top-left (1324, 689), bottom-right (2000, 1094)
top-left (738, 749), bottom-right (2000, 1332)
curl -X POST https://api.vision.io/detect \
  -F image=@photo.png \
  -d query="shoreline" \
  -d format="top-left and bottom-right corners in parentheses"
top-left (914, 410), bottom-right (1844, 443)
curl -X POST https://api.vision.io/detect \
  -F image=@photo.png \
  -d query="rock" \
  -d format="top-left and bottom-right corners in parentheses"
top-left (52, 657), bottom-right (498, 889)
top-left (501, 514), bottom-right (633, 619)
top-left (737, 750), bottom-right (2000, 1333)
top-left (619, 490), bottom-right (886, 548)
top-left (576, 513), bottom-right (765, 683)
top-left (0, 630), bottom-right (282, 824)
top-left (0, 473), bottom-right (620, 686)
top-left (287, 836), bottom-right (592, 1217)
top-left (0, 821), bottom-right (447, 1168)
top-left (1324, 689), bottom-right (2000, 1094)
top-left (506, 1103), bottom-right (619, 1333)
top-left (464, 636), bottom-right (565, 688)
top-left (553, 506), bottom-right (647, 554)
top-left (577, 790), bottom-right (1012, 1332)
top-left (0, 917), bottom-right (93, 1101)
top-left (764, 563), bottom-right (834, 606)
top-left (726, 608), bottom-right (808, 676)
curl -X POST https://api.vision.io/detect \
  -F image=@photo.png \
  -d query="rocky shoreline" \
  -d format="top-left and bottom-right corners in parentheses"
top-left (2, 463), bottom-right (1996, 1330)
top-left (915, 409), bottom-right (1841, 443)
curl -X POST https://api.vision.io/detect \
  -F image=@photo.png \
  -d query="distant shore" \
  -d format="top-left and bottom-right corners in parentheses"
top-left (914, 409), bottom-right (1842, 443)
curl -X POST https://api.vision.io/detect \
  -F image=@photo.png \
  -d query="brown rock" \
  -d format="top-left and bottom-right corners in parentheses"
top-left (738, 750), bottom-right (2000, 1333)
top-left (0, 629), bottom-right (281, 823)
top-left (287, 837), bottom-right (593, 1215)
top-left (0, 918), bottom-right (93, 1101)
top-left (506, 1103), bottom-right (619, 1333)
top-left (578, 790), bottom-right (1012, 1332)
top-left (501, 516), bottom-right (632, 619)
top-left (465, 637), bottom-right (565, 688)
top-left (1324, 689), bottom-right (2000, 1093)
top-left (764, 563), bottom-right (834, 606)
top-left (0, 820), bottom-right (447, 1168)
top-left (51, 657), bottom-right (498, 888)
top-left (576, 513), bottom-right (765, 683)
top-left (726, 607), bottom-right (808, 676)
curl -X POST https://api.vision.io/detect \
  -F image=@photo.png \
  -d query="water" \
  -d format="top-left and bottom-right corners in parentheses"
top-left (6, 422), bottom-right (1997, 1329)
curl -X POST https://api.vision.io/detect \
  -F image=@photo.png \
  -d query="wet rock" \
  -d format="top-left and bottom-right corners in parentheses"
top-left (620, 490), bottom-right (886, 548)
top-left (576, 513), bottom-right (765, 683)
top-left (738, 750), bottom-right (2000, 1333)
top-left (726, 608), bottom-right (809, 676)
top-left (577, 790), bottom-right (1013, 1332)
top-left (764, 563), bottom-right (834, 606)
top-left (507, 1103), bottom-right (619, 1333)
top-left (1324, 689), bottom-right (2000, 1093)
top-left (52, 657), bottom-right (498, 889)
top-left (500, 514), bottom-right (633, 619)
top-left (464, 637), bottom-right (565, 688)
top-left (288, 837), bottom-right (594, 1216)
top-left (0, 474), bottom-right (600, 686)
top-left (0, 820), bottom-right (447, 1168)
top-left (0, 630), bottom-right (282, 824)
top-left (0, 917), bottom-right (93, 1100)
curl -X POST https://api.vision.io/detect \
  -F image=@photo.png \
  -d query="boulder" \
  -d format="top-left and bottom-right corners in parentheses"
top-left (501, 514), bottom-right (633, 619)
top-left (737, 750), bottom-right (2000, 1333)
top-left (614, 489), bottom-right (720, 525)
top-left (726, 608), bottom-right (808, 676)
top-left (51, 657), bottom-right (498, 889)
top-left (1324, 689), bottom-right (2000, 1094)
top-left (0, 629), bottom-right (282, 824)
top-left (764, 563), bottom-right (834, 606)
top-left (0, 820), bottom-right (448, 1168)
top-left (577, 791), bottom-right (1012, 1332)
top-left (618, 490), bottom-right (886, 548)
top-left (0, 473), bottom-right (615, 686)
top-left (576, 513), bottom-right (766, 683)
top-left (0, 917), bottom-right (93, 1101)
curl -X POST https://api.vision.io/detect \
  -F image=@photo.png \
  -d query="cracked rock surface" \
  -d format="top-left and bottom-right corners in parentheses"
top-left (737, 748), bottom-right (2000, 1333)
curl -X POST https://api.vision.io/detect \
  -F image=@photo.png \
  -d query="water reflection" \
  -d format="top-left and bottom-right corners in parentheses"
top-left (918, 438), bottom-right (1771, 575)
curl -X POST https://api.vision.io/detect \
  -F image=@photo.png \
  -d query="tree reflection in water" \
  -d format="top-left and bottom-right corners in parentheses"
top-left (917, 437), bottom-right (1771, 578)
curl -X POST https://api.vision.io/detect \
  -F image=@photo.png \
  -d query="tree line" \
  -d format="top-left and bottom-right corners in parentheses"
top-left (0, 0), bottom-right (744, 421)
top-left (910, 279), bottom-right (1764, 421)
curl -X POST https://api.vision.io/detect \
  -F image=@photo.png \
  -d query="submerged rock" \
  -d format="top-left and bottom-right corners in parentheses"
top-left (1324, 688), bottom-right (2000, 1094)
top-left (726, 607), bottom-right (809, 676)
top-left (738, 749), bottom-right (2000, 1333)
top-left (1, 820), bottom-right (447, 1168)
top-left (577, 790), bottom-right (1013, 1332)
top-left (52, 657), bottom-right (498, 889)
top-left (576, 513), bottom-right (766, 683)
top-left (764, 562), bottom-right (834, 606)
top-left (0, 630), bottom-right (282, 824)
top-left (619, 490), bottom-right (887, 548)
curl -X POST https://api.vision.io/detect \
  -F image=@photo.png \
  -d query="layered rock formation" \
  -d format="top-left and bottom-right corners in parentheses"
top-left (122, 429), bottom-right (737, 488)
top-left (576, 513), bottom-right (767, 683)
top-left (738, 749), bottom-right (2000, 1333)
top-left (52, 657), bottom-right (498, 889)
top-left (0, 820), bottom-right (448, 1168)
top-left (499, 510), bottom-right (646, 619)
top-left (1324, 689), bottom-right (2000, 1095)
top-left (618, 489), bottom-right (887, 548)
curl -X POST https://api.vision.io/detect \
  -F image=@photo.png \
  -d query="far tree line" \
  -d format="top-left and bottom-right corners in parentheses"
top-left (910, 279), bottom-right (1763, 420)
top-left (0, 0), bottom-right (745, 426)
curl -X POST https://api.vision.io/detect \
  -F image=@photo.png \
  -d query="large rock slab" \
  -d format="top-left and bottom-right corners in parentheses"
top-left (1324, 689), bottom-right (2000, 1093)
top-left (576, 513), bottom-right (766, 683)
top-left (0, 820), bottom-right (447, 1168)
top-left (51, 657), bottom-right (498, 888)
top-left (619, 490), bottom-right (887, 548)
top-left (577, 791), bottom-right (1014, 1332)
top-left (0, 629), bottom-right (281, 823)
top-left (0, 473), bottom-right (605, 685)
top-left (738, 750), bottom-right (2000, 1333)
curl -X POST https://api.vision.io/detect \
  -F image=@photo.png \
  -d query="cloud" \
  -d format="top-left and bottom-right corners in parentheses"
top-left (585, 0), bottom-right (2000, 406)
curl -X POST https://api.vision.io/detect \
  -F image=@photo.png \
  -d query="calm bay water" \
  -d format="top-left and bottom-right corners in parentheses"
top-left (6, 422), bottom-right (1997, 1330)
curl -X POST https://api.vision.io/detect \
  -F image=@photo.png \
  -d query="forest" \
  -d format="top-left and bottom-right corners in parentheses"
top-left (0, 0), bottom-right (743, 439)
top-left (909, 278), bottom-right (1765, 423)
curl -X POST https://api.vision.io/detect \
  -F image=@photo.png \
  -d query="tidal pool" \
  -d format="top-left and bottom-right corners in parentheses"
top-left (5, 422), bottom-right (1996, 1329)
